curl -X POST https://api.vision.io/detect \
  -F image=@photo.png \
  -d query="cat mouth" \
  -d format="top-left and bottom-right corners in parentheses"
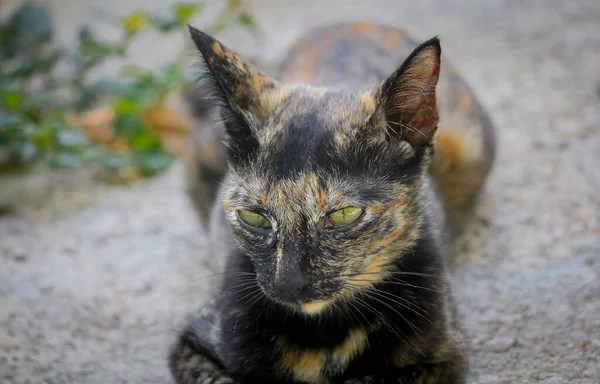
top-left (262, 289), bottom-right (335, 315)
top-left (257, 277), bottom-right (342, 314)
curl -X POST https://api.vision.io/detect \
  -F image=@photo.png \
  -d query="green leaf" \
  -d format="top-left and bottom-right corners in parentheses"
top-left (80, 146), bottom-right (104, 162)
top-left (0, 24), bottom-right (17, 61)
top-left (132, 151), bottom-right (173, 175)
top-left (120, 65), bottom-right (147, 79)
top-left (73, 89), bottom-right (100, 112)
top-left (3, 50), bottom-right (63, 79)
top-left (3, 57), bottom-right (37, 79)
top-left (84, 78), bottom-right (131, 95)
top-left (101, 153), bottom-right (132, 171)
top-left (2, 91), bottom-right (23, 111)
top-left (115, 73), bottom-right (164, 107)
top-left (236, 12), bottom-right (257, 30)
top-left (122, 10), bottom-right (150, 36)
top-left (149, 11), bottom-right (178, 32)
top-left (37, 49), bottom-right (63, 73)
top-left (113, 98), bottom-right (140, 115)
top-left (81, 146), bottom-right (131, 172)
top-left (31, 125), bottom-right (56, 151)
top-left (113, 114), bottom-right (145, 136)
top-left (170, 2), bottom-right (204, 23)
top-left (57, 128), bottom-right (87, 147)
top-left (65, 51), bottom-right (85, 67)
top-left (0, 23), bottom-right (13, 44)
top-left (8, 3), bottom-right (53, 47)
top-left (0, 0), bottom-right (256, 178)
top-left (79, 40), bottom-right (112, 57)
top-left (50, 152), bottom-right (82, 168)
top-left (0, 110), bottom-right (23, 127)
top-left (162, 63), bottom-right (185, 88)
top-left (77, 26), bottom-right (126, 64)
top-left (22, 90), bottom-right (61, 110)
top-left (135, 72), bottom-right (161, 88)
top-left (129, 130), bottom-right (161, 151)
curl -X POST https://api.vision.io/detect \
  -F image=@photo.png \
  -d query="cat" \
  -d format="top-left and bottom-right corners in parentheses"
top-left (171, 22), bottom-right (496, 384)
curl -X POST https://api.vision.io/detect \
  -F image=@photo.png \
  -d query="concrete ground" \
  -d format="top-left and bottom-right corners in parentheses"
top-left (1, 0), bottom-right (599, 383)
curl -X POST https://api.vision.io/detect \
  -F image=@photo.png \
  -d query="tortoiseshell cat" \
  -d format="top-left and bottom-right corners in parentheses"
top-left (170, 23), bottom-right (495, 384)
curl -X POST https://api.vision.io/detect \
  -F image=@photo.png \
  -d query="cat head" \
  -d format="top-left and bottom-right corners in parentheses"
top-left (189, 26), bottom-right (441, 315)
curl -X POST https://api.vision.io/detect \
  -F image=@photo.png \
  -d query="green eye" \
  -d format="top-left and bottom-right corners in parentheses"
top-left (238, 210), bottom-right (271, 228)
top-left (327, 207), bottom-right (363, 227)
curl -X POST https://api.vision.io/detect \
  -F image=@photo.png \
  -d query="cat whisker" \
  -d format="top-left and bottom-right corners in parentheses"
top-left (363, 286), bottom-right (434, 324)
top-left (185, 276), bottom-right (257, 303)
top-left (348, 296), bottom-right (377, 331)
top-left (245, 289), bottom-right (266, 311)
top-left (341, 270), bottom-right (489, 292)
top-left (353, 295), bottom-right (407, 343)
top-left (356, 288), bottom-right (424, 338)
top-left (347, 277), bottom-right (444, 294)
top-left (343, 295), bottom-right (388, 365)
top-left (183, 271), bottom-right (256, 288)
top-left (255, 296), bottom-right (274, 331)
top-left (330, 301), bottom-right (346, 328)
top-left (234, 284), bottom-right (263, 304)
top-left (233, 289), bottom-right (262, 334)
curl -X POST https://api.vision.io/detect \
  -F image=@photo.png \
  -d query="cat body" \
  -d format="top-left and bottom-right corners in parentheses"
top-left (171, 22), bottom-right (495, 384)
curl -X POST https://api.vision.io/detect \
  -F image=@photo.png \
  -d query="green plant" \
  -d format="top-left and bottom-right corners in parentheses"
top-left (0, 1), bottom-right (257, 181)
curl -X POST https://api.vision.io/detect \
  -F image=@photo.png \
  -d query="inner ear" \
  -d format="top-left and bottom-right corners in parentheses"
top-left (372, 37), bottom-right (441, 152)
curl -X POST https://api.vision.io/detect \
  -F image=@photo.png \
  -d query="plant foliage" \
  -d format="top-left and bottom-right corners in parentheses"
top-left (0, 1), bottom-right (257, 181)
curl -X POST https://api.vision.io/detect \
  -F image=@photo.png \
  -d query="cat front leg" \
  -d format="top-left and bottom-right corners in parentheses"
top-left (393, 345), bottom-right (467, 384)
top-left (169, 307), bottom-right (238, 384)
top-left (394, 360), bottom-right (466, 384)
top-left (343, 358), bottom-right (465, 384)
top-left (343, 377), bottom-right (386, 384)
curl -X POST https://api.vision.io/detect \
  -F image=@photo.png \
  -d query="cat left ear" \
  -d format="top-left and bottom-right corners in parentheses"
top-left (188, 26), bottom-right (280, 121)
top-left (189, 26), bottom-right (281, 165)
top-left (371, 37), bottom-right (441, 153)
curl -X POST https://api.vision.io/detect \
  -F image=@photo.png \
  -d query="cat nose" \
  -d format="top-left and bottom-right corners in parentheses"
top-left (274, 274), bottom-right (310, 302)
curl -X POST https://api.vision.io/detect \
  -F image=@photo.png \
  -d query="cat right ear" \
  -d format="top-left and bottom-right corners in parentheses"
top-left (369, 37), bottom-right (441, 154)
top-left (188, 26), bottom-right (280, 164)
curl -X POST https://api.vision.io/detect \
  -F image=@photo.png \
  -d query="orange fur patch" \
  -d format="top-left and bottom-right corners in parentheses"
top-left (222, 200), bottom-right (234, 212)
top-left (347, 256), bottom-right (391, 290)
top-left (316, 187), bottom-right (327, 212)
top-left (301, 300), bottom-right (329, 314)
top-left (332, 328), bottom-right (369, 366)
top-left (260, 190), bottom-right (269, 208)
top-left (279, 346), bottom-right (327, 383)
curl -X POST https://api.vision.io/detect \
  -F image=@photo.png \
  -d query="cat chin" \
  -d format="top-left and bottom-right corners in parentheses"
top-left (299, 299), bottom-right (330, 315)
top-left (266, 294), bottom-right (333, 316)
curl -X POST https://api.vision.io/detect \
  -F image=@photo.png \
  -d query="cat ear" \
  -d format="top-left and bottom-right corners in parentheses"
top-left (371, 37), bottom-right (441, 153)
top-left (188, 26), bottom-right (280, 161)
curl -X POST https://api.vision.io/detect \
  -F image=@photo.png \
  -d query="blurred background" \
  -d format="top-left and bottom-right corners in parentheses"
top-left (1, 0), bottom-right (599, 383)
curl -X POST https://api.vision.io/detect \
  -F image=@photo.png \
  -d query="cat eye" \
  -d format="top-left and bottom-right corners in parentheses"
top-left (327, 207), bottom-right (363, 227)
top-left (238, 210), bottom-right (272, 228)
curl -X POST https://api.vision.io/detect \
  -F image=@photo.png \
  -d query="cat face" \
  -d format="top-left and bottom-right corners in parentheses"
top-left (189, 27), bottom-right (441, 314)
